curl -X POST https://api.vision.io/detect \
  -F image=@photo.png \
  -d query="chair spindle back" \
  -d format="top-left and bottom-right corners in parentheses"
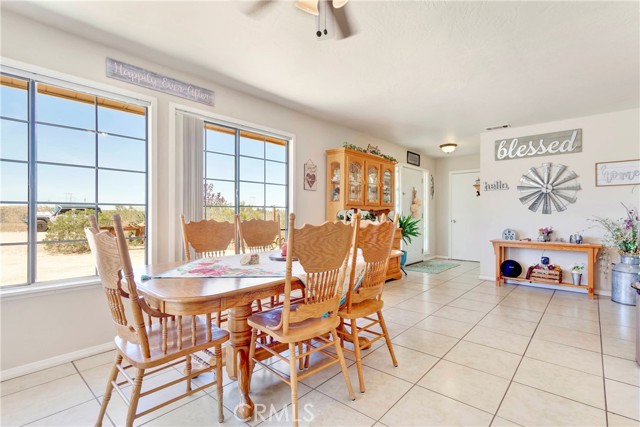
top-left (345, 213), bottom-right (399, 311)
top-left (275, 213), bottom-right (354, 334)
top-left (85, 214), bottom-right (151, 358)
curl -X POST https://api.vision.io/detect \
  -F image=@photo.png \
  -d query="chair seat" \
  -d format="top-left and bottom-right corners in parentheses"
top-left (115, 316), bottom-right (229, 368)
top-left (248, 307), bottom-right (340, 343)
top-left (338, 299), bottom-right (384, 319)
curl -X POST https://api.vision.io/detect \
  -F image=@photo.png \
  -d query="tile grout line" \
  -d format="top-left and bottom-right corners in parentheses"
top-left (488, 289), bottom-right (556, 427)
top-left (373, 279), bottom-right (517, 424)
top-left (598, 297), bottom-right (610, 427)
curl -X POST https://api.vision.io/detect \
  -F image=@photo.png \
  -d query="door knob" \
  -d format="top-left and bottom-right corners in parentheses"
top-left (452, 220), bottom-right (457, 223)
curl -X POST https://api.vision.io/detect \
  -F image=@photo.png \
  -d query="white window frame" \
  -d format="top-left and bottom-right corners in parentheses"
top-left (0, 58), bottom-right (158, 297)
top-left (168, 102), bottom-right (296, 262)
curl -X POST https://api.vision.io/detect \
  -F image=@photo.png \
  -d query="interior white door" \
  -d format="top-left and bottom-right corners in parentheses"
top-left (400, 166), bottom-right (424, 264)
top-left (450, 170), bottom-right (481, 261)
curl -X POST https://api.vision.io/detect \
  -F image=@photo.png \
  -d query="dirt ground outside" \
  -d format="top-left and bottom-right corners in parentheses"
top-left (0, 231), bottom-right (145, 287)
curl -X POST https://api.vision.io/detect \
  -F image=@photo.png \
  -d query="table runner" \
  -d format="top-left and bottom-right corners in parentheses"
top-left (143, 250), bottom-right (366, 299)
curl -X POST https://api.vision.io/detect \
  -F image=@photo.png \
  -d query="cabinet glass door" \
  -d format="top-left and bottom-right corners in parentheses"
top-left (381, 167), bottom-right (393, 206)
top-left (366, 162), bottom-right (380, 205)
top-left (330, 161), bottom-right (341, 202)
top-left (347, 157), bottom-right (364, 204)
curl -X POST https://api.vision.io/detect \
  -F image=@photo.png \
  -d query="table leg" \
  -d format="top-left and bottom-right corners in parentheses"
top-left (493, 243), bottom-right (502, 287)
top-left (587, 248), bottom-right (596, 300)
top-left (227, 304), bottom-right (255, 420)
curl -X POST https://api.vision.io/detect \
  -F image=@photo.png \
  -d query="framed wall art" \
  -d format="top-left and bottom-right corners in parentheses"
top-left (304, 159), bottom-right (317, 191)
top-left (595, 159), bottom-right (640, 187)
top-left (407, 151), bottom-right (420, 166)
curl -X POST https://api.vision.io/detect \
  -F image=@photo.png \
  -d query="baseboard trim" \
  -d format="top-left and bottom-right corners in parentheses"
top-left (479, 275), bottom-right (611, 297)
top-left (0, 342), bottom-right (114, 381)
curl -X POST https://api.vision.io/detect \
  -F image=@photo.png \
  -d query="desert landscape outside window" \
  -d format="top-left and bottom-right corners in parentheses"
top-left (0, 75), bottom-right (148, 287)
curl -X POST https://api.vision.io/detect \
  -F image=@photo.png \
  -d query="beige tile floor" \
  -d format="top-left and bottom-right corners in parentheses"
top-left (2, 261), bottom-right (639, 426)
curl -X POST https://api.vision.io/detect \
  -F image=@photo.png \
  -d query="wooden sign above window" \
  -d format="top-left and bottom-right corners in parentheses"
top-left (494, 129), bottom-right (582, 161)
top-left (106, 58), bottom-right (214, 106)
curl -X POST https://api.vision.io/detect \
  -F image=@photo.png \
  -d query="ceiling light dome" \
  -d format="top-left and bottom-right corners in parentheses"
top-left (440, 143), bottom-right (457, 154)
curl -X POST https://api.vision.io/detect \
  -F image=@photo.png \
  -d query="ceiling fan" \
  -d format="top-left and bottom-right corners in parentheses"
top-left (247, 0), bottom-right (355, 39)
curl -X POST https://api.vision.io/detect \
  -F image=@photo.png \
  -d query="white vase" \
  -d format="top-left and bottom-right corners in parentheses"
top-left (572, 272), bottom-right (582, 286)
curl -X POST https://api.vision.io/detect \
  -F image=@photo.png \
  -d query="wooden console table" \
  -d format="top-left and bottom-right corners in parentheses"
top-left (490, 239), bottom-right (602, 299)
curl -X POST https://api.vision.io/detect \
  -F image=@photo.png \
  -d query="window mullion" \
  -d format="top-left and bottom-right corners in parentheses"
top-left (27, 80), bottom-right (37, 284)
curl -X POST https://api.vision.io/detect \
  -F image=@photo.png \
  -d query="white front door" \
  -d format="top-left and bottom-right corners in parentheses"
top-left (450, 170), bottom-right (481, 261)
top-left (399, 165), bottom-right (425, 264)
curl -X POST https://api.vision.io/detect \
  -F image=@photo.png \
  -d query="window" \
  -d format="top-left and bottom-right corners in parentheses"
top-left (0, 74), bottom-right (148, 288)
top-left (203, 122), bottom-right (288, 235)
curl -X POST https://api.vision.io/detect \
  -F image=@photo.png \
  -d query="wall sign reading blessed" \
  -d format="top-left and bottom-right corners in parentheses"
top-left (494, 129), bottom-right (582, 161)
top-left (595, 159), bottom-right (640, 187)
top-left (106, 58), bottom-right (214, 106)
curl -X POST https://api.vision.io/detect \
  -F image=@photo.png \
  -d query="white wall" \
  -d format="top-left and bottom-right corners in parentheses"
top-left (0, 11), bottom-right (436, 372)
top-left (434, 154), bottom-right (480, 257)
top-left (479, 108), bottom-right (640, 293)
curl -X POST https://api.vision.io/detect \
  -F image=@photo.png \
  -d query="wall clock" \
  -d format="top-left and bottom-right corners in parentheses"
top-left (502, 228), bottom-right (517, 240)
top-left (517, 163), bottom-right (581, 214)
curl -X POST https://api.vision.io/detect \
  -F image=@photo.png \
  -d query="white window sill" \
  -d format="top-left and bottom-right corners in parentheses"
top-left (0, 278), bottom-right (102, 301)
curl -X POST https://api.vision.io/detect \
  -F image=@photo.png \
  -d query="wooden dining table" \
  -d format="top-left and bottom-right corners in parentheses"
top-left (135, 250), bottom-right (401, 420)
top-left (136, 260), bottom-right (296, 420)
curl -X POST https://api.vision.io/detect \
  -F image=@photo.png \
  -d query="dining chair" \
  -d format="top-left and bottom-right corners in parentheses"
top-left (338, 212), bottom-right (399, 393)
top-left (237, 211), bottom-right (304, 312)
top-left (86, 214), bottom-right (229, 427)
top-left (237, 210), bottom-right (282, 254)
top-left (181, 213), bottom-right (237, 326)
top-left (247, 213), bottom-right (356, 426)
top-left (181, 213), bottom-right (236, 259)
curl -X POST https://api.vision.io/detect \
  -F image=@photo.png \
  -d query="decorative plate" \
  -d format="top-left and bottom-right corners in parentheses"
top-left (502, 228), bottom-right (517, 240)
top-left (517, 163), bottom-right (581, 214)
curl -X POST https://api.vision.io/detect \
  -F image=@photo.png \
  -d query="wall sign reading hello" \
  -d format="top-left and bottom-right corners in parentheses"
top-left (494, 129), bottom-right (582, 161)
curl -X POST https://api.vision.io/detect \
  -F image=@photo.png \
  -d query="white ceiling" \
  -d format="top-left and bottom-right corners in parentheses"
top-left (5, 1), bottom-right (639, 158)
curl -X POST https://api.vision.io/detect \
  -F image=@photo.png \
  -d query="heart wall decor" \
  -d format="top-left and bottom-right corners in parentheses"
top-left (304, 159), bottom-right (318, 191)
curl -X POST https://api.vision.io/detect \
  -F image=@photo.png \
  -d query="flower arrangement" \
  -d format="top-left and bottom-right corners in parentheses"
top-left (532, 263), bottom-right (561, 271)
top-left (570, 262), bottom-right (585, 272)
top-left (342, 142), bottom-right (397, 163)
top-left (591, 203), bottom-right (639, 256)
top-left (538, 226), bottom-right (553, 235)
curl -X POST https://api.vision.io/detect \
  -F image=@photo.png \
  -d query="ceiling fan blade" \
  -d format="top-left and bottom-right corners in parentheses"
top-left (295, 0), bottom-right (319, 15)
top-left (519, 190), bottom-right (542, 204)
top-left (245, 0), bottom-right (276, 17)
top-left (333, 0), bottom-right (348, 7)
top-left (331, 3), bottom-right (354, 39)
top-left (528, 193), bottom-right (545, 212)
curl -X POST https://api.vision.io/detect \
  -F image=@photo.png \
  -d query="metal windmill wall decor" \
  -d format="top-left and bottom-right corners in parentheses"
top-left (517, 163), bottom-right (581, 214)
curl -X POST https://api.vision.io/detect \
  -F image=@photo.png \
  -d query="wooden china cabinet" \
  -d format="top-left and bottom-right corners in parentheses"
top-left (326, 148), bottom-right (401, 280)
top-left (326, 147), bottom-right (395, 220)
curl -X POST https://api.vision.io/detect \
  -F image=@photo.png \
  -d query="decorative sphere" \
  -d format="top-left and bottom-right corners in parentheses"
top-left (501, 260), bottom-right (522, 278)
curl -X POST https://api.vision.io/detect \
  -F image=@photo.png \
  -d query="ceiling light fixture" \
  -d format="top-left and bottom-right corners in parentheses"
top-left (440, 143), bottom-right (457, 154)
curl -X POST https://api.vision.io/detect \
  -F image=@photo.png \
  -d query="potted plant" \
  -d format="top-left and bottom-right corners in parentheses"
top-left (570, 262), bottom-right (585, 286)
top-left (591, 203), bottom-right (640, 305)
top-left (397, 214), bottom-right (421, 266)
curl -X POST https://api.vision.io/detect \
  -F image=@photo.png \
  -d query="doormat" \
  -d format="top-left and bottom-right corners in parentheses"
top-left (404, 260), bottom-right (460, 274)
